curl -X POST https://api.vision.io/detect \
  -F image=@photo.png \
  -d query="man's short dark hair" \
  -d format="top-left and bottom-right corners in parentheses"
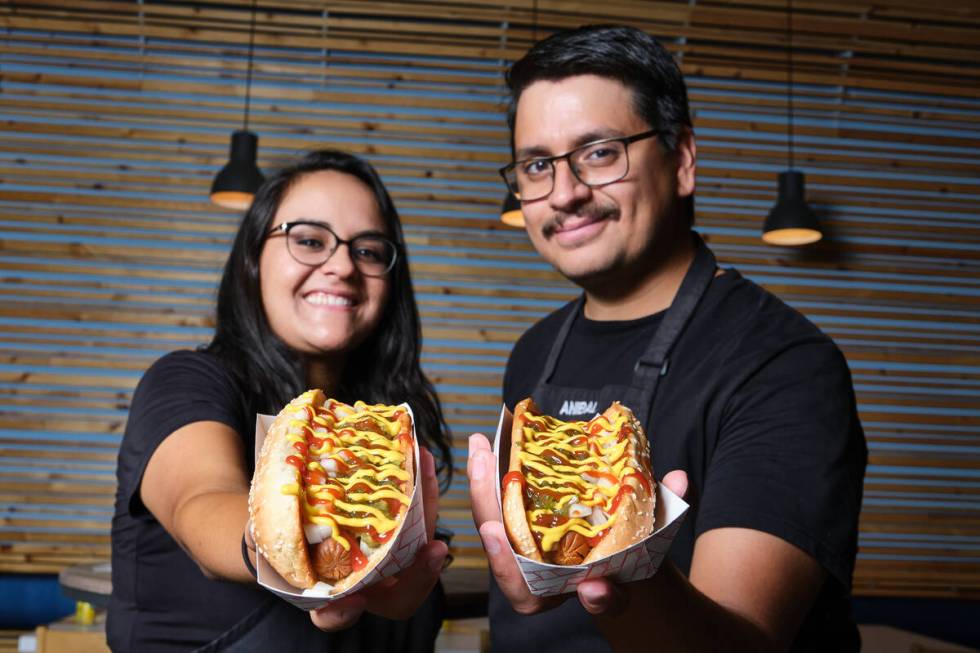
top-left (506, 25), bottom-right (692, 154)
top-left (506, 25), bottom-right (695, 223)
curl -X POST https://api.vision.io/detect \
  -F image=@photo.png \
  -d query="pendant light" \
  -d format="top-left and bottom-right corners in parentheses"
top-left (762, 0), bottom-right (822, 246)
top-left (499, 0), bottom-right (538, 227)
top-left (211, 0), bottom-right (264, 210)
top-left (500, 193), bottom-right (524, 227)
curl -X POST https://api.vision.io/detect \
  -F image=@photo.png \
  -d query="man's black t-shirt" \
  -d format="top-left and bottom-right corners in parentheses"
top-left (108, 350), bottom-right (443, 652)
top-left (494, 269), bottom-right (867, 652)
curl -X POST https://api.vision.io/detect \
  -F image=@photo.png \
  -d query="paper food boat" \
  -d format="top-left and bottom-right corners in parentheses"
top-left (493, 405), bottom-right (688, 597)
top-left (252, 403), bottom-right (427, 610)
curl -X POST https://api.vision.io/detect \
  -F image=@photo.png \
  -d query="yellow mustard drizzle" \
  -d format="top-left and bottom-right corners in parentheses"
top-left (517, 410), bottom-right (637, 552)
top-left (278, 394), bottom-right (412, 550)
top-left (527, 512), bottom-right (621, 552)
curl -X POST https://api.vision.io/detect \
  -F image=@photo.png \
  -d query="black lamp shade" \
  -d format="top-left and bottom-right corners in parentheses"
top-left (500, 193), bottom-right (524, 227)
top-left (762, 170), bottom-right (822, 246)
top-left (211, 130), bottom-right (264, 210)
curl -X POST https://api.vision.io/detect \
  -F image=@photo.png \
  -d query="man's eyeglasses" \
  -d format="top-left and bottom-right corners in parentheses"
top-left (499, 129), bottom-right (660, 201)
top-left (267, 221), bottom-right (398, 277)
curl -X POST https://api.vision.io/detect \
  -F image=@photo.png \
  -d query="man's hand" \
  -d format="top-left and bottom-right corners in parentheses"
top-left (468, 432), bottom-right (563, 614)
top-left (470, 427), bottom-right (824, 652)
top-left (309, 447), bottom-right (448, 631)
top-left (468, 430), bottom-right (690, 617)
top-left (577, 469), bottom-right (688, 616)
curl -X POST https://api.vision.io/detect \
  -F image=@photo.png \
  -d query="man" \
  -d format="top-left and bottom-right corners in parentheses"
top-left (467, 25), bottom-right (867, 652)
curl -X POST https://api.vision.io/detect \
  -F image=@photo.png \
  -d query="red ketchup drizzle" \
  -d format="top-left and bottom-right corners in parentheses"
top-left (502, 471), bottom-right (525, 489)
top-left (345, 533), bottom-right (368, 570)
top-left (622, 472), bottom-right (652, 495)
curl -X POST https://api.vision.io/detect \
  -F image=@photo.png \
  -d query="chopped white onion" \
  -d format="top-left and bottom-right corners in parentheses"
top-left (567, 501), bottom-right (592, 519)
top-left (334, 406), bottom-right (353, 418)
top-left (303, 523), bottom-right (332, 544)
top-left (360, 537), bottom-right (376, 557)
top-left (582, 472), bottom-right (614, 489)
top-left (291, 409), bottom-right (307, 419)
top-left (321, 458), bottom-right (339, 477)
top-left (588, 508), bottom-right (609, 527)
top-left (301, 581), bottom-right (333, 597)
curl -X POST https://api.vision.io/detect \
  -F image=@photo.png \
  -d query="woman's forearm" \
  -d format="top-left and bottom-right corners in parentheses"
top-left (171, 490), bottom-right (253, 583)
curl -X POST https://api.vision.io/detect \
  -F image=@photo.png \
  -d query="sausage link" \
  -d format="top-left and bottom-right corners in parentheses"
top-left (553, 531), bottom-right (591, 565)
top-left (312, 537), bottom-right (353, 581)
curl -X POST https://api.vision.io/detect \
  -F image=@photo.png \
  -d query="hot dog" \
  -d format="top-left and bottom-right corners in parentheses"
top-left (248, 389), bottom-right (415, 594)
top-left (502, 398), bottom-right (655, 565)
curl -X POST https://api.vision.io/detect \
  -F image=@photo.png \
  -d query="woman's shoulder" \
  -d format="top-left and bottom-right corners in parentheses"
top-left (132, 348), bottom-right (246, 417)
top-left (146, 347), bottom-right (225, 372)
top-left (139, 348), bottom-right (236, 389)
top-left (125, 349), bottom-right (250, 448)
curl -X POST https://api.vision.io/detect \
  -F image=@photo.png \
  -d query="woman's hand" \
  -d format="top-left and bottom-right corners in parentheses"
top-left (309, 447), bottom-right (448, 631)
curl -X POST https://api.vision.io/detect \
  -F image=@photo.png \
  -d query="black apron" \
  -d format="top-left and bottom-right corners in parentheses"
top-left (193, 583), bottom-right (445, 653)
top-left (192, 597), bottom-right (318, 653)
top-left (490, 234), bottom-right (717, 653)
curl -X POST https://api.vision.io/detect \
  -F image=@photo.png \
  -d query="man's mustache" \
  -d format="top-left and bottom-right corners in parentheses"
top-left (542, 204), bottom-right (620, 237)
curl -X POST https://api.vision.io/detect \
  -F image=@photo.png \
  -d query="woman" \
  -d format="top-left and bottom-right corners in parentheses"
top-left (108, 150), bottom-right (453, 652)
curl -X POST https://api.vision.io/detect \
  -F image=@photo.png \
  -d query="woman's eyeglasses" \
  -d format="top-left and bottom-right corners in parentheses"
top-left (267, 221), bottom-right (398, 277)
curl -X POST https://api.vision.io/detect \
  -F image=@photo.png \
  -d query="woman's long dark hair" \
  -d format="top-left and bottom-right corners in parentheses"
top-left (206, 150), bottom-right (453, 490)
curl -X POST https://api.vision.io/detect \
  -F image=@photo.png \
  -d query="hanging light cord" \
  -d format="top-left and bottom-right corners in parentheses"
top-left (786, 0), bottom-right (794, 170)
top-left (532, 0), bottom-right (538, 43)
top-left (242, 0), bottom-right (257, 131)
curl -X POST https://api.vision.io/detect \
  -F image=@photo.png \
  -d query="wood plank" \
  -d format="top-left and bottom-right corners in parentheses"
top-left (0, 0), bottom-right (976, 598)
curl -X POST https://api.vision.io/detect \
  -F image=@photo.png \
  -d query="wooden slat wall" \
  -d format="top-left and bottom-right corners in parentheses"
top-left (0, 0), bottom-right (977, 600)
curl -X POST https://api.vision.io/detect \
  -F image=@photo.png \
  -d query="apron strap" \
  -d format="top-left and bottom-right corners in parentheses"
top-left (621, 232), bottom-right (717, 428)
top-left (537, 294), bottom-right (585, 386)
top-left (632, 233), bottom-right (716, 384)
top-left (533, 232), bottom-right (717, 426)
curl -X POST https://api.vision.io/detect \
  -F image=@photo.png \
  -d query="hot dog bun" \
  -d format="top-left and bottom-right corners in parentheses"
top-left (249, 390), bottom-right (415, 593)
top-left (502, 398), bottom-right (655, 565)
top-left (250, 390), bottom-right (320, 588)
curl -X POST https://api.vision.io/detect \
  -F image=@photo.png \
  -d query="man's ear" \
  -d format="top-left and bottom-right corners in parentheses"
top-left (675, 127), bottom-right (696, 198)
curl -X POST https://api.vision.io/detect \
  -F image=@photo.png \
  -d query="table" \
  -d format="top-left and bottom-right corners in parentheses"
top-left (57, 561), bottom-right (488, 617)
top-left (58, 562), bottom-right (112, 609)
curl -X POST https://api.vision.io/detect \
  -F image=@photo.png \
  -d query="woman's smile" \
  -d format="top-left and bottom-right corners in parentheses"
top-left (260, 169), bottom-right (391, 357)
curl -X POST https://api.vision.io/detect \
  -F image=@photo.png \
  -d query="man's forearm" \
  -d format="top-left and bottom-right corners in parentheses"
top-left (594, 562), bottom-right (779, 653)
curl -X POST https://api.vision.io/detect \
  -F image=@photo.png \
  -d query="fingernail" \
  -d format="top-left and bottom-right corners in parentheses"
top-left (480, 531), bottom-right (500, 556)
top-left (336, 596), bottom-right (365, 618)
top-left (428, 552), bottom-right (446, 573)
top-left (579, 585), bottom-right (603, 611)
top-left (468, 450), bottom-right (485, 481)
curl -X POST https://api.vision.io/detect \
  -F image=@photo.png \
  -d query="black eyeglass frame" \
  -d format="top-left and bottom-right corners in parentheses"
top-left (499, 128), bottom-right (660, 201)
top-left (266, 220), bottom-right (399, 277)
